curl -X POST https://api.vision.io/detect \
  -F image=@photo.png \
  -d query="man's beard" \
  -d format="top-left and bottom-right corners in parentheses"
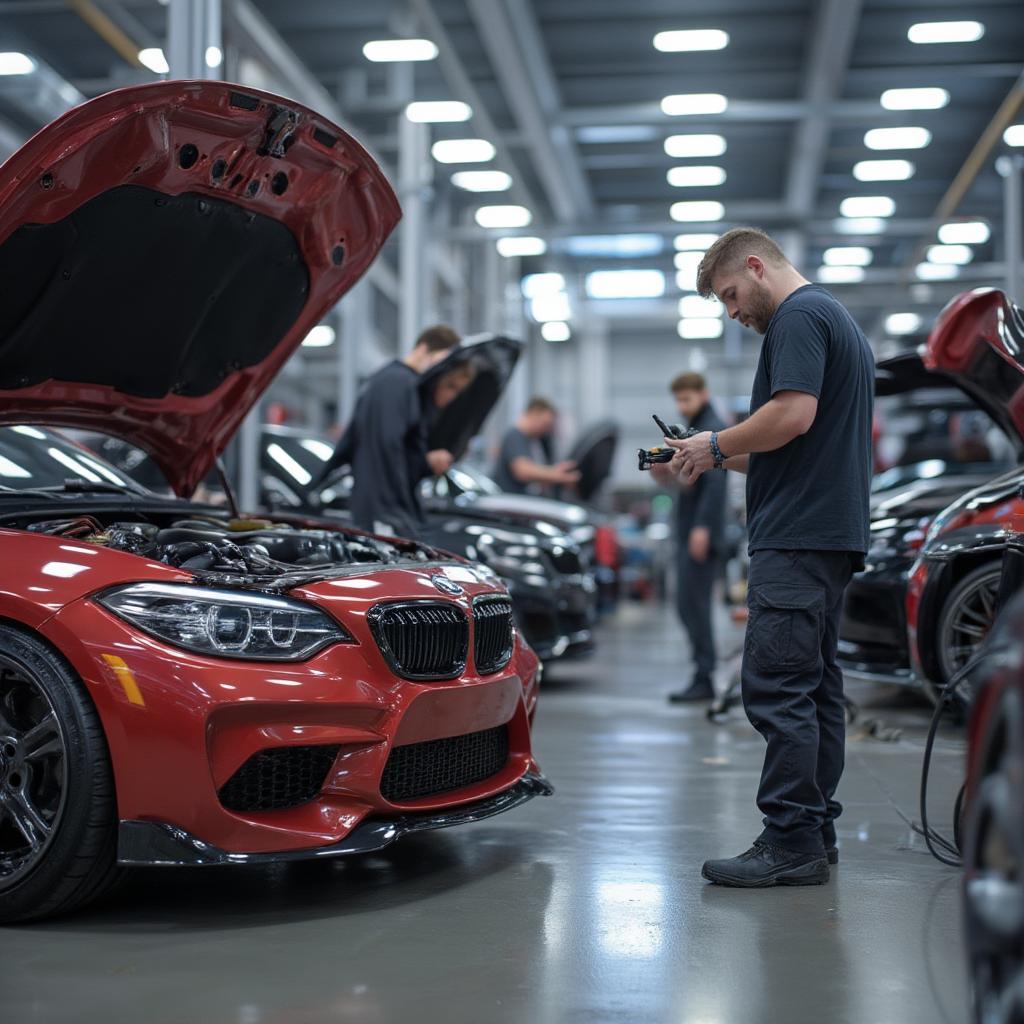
top-left (748, 282), bottom-right (778, 335)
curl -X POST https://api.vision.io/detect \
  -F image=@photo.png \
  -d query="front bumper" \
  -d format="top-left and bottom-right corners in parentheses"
top-left (117, 772), bottom-right (554, 866)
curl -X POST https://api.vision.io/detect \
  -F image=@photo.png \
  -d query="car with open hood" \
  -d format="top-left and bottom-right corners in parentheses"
top-left (838, 344), bottom-right (1015, 692)
top-left (0, 82), bottom-right (550, 923)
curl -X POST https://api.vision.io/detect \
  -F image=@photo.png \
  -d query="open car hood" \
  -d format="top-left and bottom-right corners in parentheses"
top-left (566, 419), bottom-right (619, 503)
top-left (921, 288), bottom-right (1024, 448)
top-left (421, 335), bottom-right (522, 462)
top-left (0, 81), bottom-right (400, 496)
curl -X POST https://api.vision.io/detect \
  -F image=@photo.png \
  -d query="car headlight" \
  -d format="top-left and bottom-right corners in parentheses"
top-left (96, 583), bottom-right (354, 661)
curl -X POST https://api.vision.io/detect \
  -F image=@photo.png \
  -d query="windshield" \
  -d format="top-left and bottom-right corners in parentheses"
top-left (448, 463), bottom-right (503, 496)
top-left (0, 426), bottom-right (147, 492)
top-left (263, 431), bottom-right (336, 488)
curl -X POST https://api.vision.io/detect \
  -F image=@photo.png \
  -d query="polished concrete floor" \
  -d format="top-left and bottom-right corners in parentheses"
top-left (1, 602), bottom-right (968, 1024)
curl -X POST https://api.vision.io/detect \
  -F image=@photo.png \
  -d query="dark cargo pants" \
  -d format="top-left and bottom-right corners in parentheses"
top-left (742, 549), bottom-right (859, 854)
top-left (675, 549), bottom-right (718, 683)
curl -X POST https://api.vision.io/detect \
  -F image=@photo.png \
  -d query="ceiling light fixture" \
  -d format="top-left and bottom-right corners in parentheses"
top-left (585, 270), bottom-right (666, 300)
top-left (660, 93), bottom-right (728, 116)
top-left (674, 233), bottom-right (719, 250)
top-left (822, 246), bottom-right (873, 267)
top-left (541, 322), bottom-right (571, 342)
top-left (302, 325), bottom-right (336, 348)
top-left (670, 200), bottom-right (725, 222)
top-left (937, 221), bottom-right (990, 245)
top-left (679, 295), bottom-right (721, 318)
top-left (907, 21), bottom-right (984, 44)
top-left (475, 205), bottom-right (532, 228)
top-left (926, 244), bottom-right (973, 265)
top-left (363, 39), bottom-right (439, 62)
top-left (496, 236), bottom-right (547, 257)
top-left (833, 218), bottom-right (888, 235)
top-left (664, 134), bottom-right (727, 158)
top-left (653, 29), bottom-right (729, 52)
top-left (885, 313), bottom-right (923, 335)
top-left (880, 87), bottom-right (949, 110)
top-left (1004, 124), bottom-right (1024, 147)
top-left (667, 165), bottom-right (727, 187)
top-left (451, 170), bottom-right (512, 192)
top-left (916, 262), bottom-right (959, 280)
top-left (817, 266), bottom-right (865, 284)
top-left (864, 126), bottom-right (932, 150)
top-left (137, 48), bottom-right (169, 74)
top-left (431, 138), bottom-right (495, 163)
top-left (839, 196), bottom-right (895, 218)
top-left (406, 101), bottom-right (472, 123)
top-left (677, 318), bottom-right (723, 339)
top-left (853, 159), bottom-right (914, 181)
top-left (530, 293), bottom-right (571, 323)
top-left (521, 273), bottom-right (566, 298)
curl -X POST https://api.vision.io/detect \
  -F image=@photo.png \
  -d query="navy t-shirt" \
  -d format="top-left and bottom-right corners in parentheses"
top-left (745, 284), bottom-right (874, 554)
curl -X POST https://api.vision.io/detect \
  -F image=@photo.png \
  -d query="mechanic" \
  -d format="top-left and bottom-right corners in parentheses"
top-left (650, 372), bottom-right (728, 704)
top-left (493, 396), bottom-right (580, 494)
top-left (318, 324), bottom-right (462, 538)
top-left (667, 227), bottom-right (874, 887)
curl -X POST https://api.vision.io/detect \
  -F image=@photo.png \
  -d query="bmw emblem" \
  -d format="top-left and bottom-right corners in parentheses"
top-left (432, 574), bottom-right (464, 596)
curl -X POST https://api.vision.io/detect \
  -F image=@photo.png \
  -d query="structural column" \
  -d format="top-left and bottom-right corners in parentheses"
top-left (1002, 153), bottom-right (1024, 301)
top-left (167, 0), bottom-right (222, 80)
top-left (399, 114), bottom-right (430, 349)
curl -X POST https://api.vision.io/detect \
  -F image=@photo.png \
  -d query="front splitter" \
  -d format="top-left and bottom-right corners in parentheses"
top-left (117, 772), bottom-right (554, 867)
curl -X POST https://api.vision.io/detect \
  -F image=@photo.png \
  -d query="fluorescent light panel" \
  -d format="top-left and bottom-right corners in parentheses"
top-left (1005, 125), bottom-right (1024, 147)
top-left (927, 244), bottom-right (973, 265)
top-left (653, 29), bottom-right (729, 52)
top-left (839, 196), bottom-right (895, 218)
top-left (938, 221), bottom-right (990, 245)
top-left (431, 138), bottom-right (495, 163)
top-left (363, 39), bottom-right (438, 62)
top-left (916, 262), bottom-right (959, 280)
top-left (674, 233), bottom-right (718, 249)
top-left (521, 273), bottom-right (565, 298)
top-left (679, 295), bottom-right (721, 317)
top-left (674, 251), bottom-right (703, 271)
top-left (138, 48), bottom-right (168, 74)
top-left (834, 217), bottom-right (887, 235)
top-left (817, 266), bottom-right (865, 283)
top-left (541, 322), bottom-right (571, 342)
top-left (908, 21), bottom-right (984, 44)
top-left (864, 126), bottom-right (931, 150)
top-left (664, 134), bottom-right (726, 158)
top-left (822, 246), bottom-right (873, 267)
top-left (564, 234), bottom-right (663, 257)
top-left (881, 88), bottom-right (949, 110)
top-left (302, 325), bottom-right (336, 348)
top-left (496, 236), bottom-right (546, 257)
top-left (406, 101), bottom-right (472, 123)
top-left (451, 170), bottom-right (512, 192)
top-left (667, 165), bottom-right (726, 187)
top-left (585, 269), bottom-right (665, 300)
top-left (530, 292), bottom-right (571, 323)
top-left (885, 313), bottom-right (922, 335)
top-left (853, 159), bottom-right (914, 181)
top-left (670, 200), bottom-right (724, 221)
top-left (678, 318), bottom-right (723, 339)
top-left (475, 205), bottom-right (531, 228)
top-left (661, 93), bottom-right (728, 116)
top-left (577, 125), bottom-right (658, 143)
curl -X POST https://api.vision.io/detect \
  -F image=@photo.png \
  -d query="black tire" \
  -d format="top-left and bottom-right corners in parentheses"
top-left (963, 685), bottom-right (1024, 1023)
top-left (929, 562), bottom-right (1002, 706)
top-left (0, 622), bottom-right (119, 923)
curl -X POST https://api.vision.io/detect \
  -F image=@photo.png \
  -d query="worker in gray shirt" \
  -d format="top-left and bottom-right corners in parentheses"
top-left (668, 227), bottom-right (874, 889)
top-left (493, 396), bottom-right (580, 494)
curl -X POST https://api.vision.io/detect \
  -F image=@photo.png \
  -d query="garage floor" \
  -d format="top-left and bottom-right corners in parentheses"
top-left (1, 603), bottom-right (968, 1024)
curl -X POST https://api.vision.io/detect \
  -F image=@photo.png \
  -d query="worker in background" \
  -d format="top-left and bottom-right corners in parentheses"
top-left (318, 324), bottom-right (461, 538)
top-left (650, 372), bottom-right (727, 704)
top-left (493, 396), bottom-right (580, 494)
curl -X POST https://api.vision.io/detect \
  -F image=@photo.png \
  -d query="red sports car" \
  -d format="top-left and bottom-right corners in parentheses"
top-left (0, 82), bottom-right (549, 923)
top-left (906, 289), bottom-right (1024, 696)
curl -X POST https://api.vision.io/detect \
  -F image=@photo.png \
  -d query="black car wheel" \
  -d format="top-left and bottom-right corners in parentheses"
top-left (0, 623), bottom-right (119, 923)
top-left (935, 562), bottom-right (1003, 698)
top-left (964, 686), bottom-right (1024, 1023)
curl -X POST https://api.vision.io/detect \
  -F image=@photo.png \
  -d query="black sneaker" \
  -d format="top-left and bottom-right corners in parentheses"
top-left (668, 678), bottom-right (714, 703)
top-left (702, 840), bottom-right (830, 887)
top-left (822, 824), bottom-right (838, 865)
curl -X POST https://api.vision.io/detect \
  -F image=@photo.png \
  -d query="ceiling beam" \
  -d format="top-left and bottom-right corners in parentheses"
top-left (784, 0), bottom-right (862, 267)
top-left (409, 0), bottom-right (545, 221)
top-left (466, 0), bottom-right (593, 223)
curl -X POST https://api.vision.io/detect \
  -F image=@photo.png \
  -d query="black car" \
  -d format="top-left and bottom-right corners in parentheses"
top-left (838, 349), bottom-right (1016, 693)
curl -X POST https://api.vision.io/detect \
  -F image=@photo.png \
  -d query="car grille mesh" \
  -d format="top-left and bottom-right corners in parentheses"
top-left (370, 602), bottom-right (469, 680)
top-left (219, 745), bottom-right (340, 813)
top-left (380, 725), bottom-right (510, 802)
top-left (474, 597), bottom-right (515, 674)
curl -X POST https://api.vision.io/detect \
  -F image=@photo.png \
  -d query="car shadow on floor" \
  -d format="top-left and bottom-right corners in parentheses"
top-left (11, 827), bottom-right (552, 935)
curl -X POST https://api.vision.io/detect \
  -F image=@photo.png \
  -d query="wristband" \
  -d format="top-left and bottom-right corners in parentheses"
top-left (710, 431), bottom-right (726, 469)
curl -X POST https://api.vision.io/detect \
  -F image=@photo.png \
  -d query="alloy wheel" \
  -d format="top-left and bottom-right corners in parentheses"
top-left (939, 566), bottom-right (1002, 683)
top-left (0, 655), bottom-right (67, 890)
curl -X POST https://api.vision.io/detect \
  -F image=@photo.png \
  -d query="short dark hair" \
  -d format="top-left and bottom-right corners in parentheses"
top-left (670, 372), bottom-right (707, 394)
top-left (696, 227), bottom-right (790, 298)
top-left (415, 324), bottom-right (461, 353)
top-left (526, 396), bottom-right (557, 415)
